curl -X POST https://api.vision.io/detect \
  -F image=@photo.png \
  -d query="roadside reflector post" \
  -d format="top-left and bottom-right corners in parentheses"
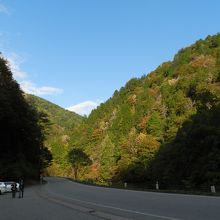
top-left (211, 185), bottom-right (216, 193)
top-left (156, 181), bottom-right (159, 190)
top-left (124, 182), bottom-right (127, 188)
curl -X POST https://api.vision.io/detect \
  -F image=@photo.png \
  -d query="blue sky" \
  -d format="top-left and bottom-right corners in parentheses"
top-left (0, 0), bottom-right (220, 115)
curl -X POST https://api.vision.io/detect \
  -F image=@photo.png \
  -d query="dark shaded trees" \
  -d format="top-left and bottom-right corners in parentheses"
top-left (151, 91), bottom-right (220, 187)
top-left (0, 56), bottom-right (51, 180)
top-left (40, 146), bottom-right (53, 172)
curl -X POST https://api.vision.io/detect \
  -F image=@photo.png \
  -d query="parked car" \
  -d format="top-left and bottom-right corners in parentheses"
top-left (4, 182), bottom-right (20, 192)
top-left (0, 182), bottom-right (6, 194)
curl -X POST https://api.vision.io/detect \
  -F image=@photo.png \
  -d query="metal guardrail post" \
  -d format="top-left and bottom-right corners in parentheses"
top-left (211, 185), bottom-right (216, 193)
top-left (156, 181), bottom-right (159, 190)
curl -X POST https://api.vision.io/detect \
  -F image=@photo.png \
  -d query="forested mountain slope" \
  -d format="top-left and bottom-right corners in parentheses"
top-left (25, 94), bottom-right (83, 176)
top-left (70, 34), bottom-right (220, 186)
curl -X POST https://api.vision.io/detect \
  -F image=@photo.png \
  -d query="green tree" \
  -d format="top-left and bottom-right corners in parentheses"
top-left (67, 33), bottom-right (220, 186)
top-left (67, 148), bottom-right (91, 179)
top-left (146, 111), bottom-right (165, 141)
top-left (99, 135), bottom-right (116, 182)
top-left (0, 56), bottom-right (48, 180)
top-left (40, 146), bottom-right (53, 172)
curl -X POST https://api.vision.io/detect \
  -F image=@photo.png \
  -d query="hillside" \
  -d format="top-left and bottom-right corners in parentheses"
top-left (70, 33), bottom-right (220, 186)
top-left (25, 94), bottom-right (83, 176)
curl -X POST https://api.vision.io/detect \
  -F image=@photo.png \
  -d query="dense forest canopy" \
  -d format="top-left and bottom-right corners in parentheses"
top-left (69, 33), bottom-right (220, 187)
top-left (0, 57), bottom-right (52, 180)
top-left (25, 94), bottom-right (83, 176)
top-left (2, 33), bottom-right (220, 187)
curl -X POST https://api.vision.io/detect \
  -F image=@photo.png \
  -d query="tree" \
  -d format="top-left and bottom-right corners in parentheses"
top-left (66, 33), bottom-right (220, 185)
top-left (40, 146), bottom-right (53, 172)
top-left (99, 135), bottom-right (116, 182)
top-left (151, 92), bottom-right (220, 186)
top-left (0, 56), bottom-right (48, 180)
top-left (67, 148), bottom-right (91, 179)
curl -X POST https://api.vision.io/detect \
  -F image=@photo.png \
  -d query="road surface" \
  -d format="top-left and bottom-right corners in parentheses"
top-left (1, 177), bottom-right (220, 220)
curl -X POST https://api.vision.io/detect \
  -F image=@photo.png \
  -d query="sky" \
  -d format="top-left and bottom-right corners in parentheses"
top-left (0, 0), bottom-right (220, 116)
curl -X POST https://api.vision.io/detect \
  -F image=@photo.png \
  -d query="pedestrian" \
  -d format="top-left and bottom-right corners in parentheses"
top-left (11, 182), bottom-right (17, 198)
top-left (40, 175), bottom-right (43, 184)
top-left (19, 178), bottom-right (24, 198)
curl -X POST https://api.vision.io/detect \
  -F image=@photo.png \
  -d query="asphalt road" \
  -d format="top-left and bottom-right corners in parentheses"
top-left (1, 177), bottom-right (220, 220)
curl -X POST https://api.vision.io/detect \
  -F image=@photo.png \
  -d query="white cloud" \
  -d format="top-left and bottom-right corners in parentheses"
top-left (20, 81), bottom-right (63, 95)
top-left (67, 101), bottom-right (101, 116)
top-left (6, 53), bottom-right (27, 79)
top-left (0, 3), bottom-right (10, 15)
top-left (3, 52), bottom-right (63, 96)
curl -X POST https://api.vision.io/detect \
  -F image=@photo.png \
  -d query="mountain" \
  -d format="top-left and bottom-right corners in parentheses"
top-left (70, 33), bottom-right (220, 186)
top-left (25, 94), bottom-right (83, 176)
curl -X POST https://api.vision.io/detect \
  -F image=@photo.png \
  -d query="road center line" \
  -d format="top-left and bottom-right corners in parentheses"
top-left (69, 198), bottom-right (181, 220)
top-left (43, 185), bottom-right (181, 220)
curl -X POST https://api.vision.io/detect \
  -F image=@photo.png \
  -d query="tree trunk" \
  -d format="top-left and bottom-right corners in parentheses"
top-left (72, 166), bottom-right (78, 180)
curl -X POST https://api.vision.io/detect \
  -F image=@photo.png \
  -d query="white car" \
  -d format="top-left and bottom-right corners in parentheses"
top-left (4, 182), bottom-right (20, 192)
top-left (0, 182), bottom-right (6, 194)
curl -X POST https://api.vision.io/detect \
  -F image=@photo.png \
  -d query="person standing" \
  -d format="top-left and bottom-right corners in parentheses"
top-left (40, 175), bottom-right (43, 184)
top-left (11, 182), bottom-right (17, 198)
top-left (19, 178), bottom-right (24, 198)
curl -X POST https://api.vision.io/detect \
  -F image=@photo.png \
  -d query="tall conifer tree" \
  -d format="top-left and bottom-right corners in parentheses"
top-left (0, 56), bottom-right (46, 180)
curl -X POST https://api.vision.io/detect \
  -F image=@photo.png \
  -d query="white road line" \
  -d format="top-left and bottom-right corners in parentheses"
top-left (42, 183), bottom-right (181, 220)
top-left (70, 198), bottom-right (181, 220)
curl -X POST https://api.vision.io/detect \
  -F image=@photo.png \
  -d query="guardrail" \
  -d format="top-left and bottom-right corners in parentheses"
top-left (66, 177), bottom-right (220, 196)
top-left (112, 182), bottom-right (220, 196)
